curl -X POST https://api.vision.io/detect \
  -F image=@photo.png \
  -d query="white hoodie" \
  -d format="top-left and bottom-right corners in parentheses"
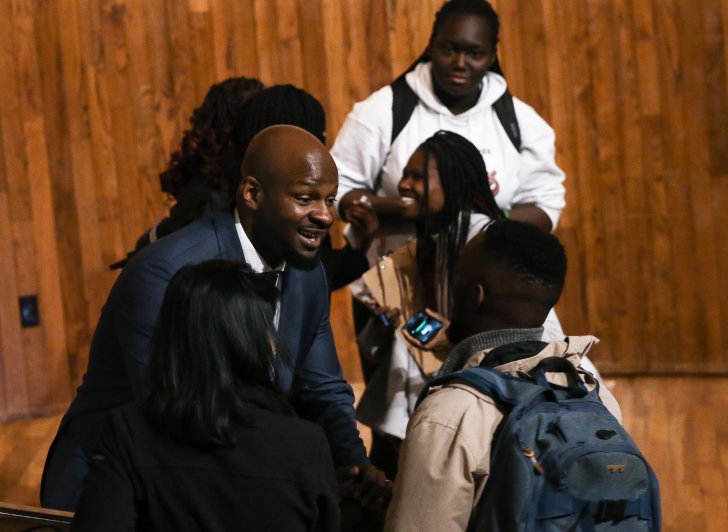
top-left (331, 62), bottom-right (566, 264)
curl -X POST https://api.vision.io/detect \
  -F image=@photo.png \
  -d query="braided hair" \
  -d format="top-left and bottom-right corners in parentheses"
top-left (414, 130), bottom-right (503, 312)
top-left (396, 0), bottom-right (503, 80)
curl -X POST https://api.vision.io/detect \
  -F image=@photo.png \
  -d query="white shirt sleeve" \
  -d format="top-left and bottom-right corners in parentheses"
top-left (510, 98), bottom-right (567, 229)
top-left (330, 86), bottom-right (394, 216)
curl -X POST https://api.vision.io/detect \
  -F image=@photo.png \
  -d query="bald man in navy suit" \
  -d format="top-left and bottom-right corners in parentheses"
top-left (42, 125), bottom-right (387, 511)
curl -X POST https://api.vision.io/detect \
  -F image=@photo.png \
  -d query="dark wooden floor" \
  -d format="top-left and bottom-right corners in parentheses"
top-left (0, 376), bottom-right (725, 531)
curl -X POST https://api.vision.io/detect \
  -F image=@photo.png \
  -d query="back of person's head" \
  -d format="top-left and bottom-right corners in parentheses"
top-left (414, 130), bottom-right (502, 310)
top-left (479, 220), bottom-right (566, 304)
top-left (449, 220), bottom-right (566, 340)
top-left (230, 84), bottom-right (326, 178)
top-left (398, 0), bottom-right (503, 79)
top-left (159, 76), bottom-right (264, 198)
top-left (144, 260), bottom-right (279, 447)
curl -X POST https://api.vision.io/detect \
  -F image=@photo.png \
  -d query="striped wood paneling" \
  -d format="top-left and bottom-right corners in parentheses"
top-left (0, 0), bottom-right (726, 419)
top-left (2, 376), bottom-right (728, 531)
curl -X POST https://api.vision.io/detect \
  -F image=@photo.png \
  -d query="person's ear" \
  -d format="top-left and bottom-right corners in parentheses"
top-left (461, 283), bottom-right (485, 314)
top-left (474, 283), bottom-right (486, 309)
top-left (239, 175), bottom-right (263, 210)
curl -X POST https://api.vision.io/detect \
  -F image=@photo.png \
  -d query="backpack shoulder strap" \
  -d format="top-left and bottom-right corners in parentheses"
top-left (493, 88), bottom-right (521, 151)
top-left (390, 76), bottom-right (419, 145)
top-left (391, 78), bottom-right (520, 151)
top-left (417, 366), bottom-right (541, 410)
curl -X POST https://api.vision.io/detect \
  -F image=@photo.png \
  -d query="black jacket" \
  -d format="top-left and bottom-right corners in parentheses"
top-left (71, 386), bottom-right (340, 531)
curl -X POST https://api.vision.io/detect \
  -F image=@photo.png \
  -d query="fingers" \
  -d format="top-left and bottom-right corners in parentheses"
top-left (423, 308), bottom-right (448, 323)
top-left (401, 326), bottom-right (427, 349)
top-left (336, 466), bottom-right (360, 502)
top-left (336, 465), bottom-right (359, 481)
top-left (401, 308), bottom-right (452, 354)
top-left (359, 479), bottom-right (392, 510)
top-left (372, 305), bottom-right (400, 328)
top-left (345, 464), bottom-right (393, 511)
top-left (345, 202), bottom-right (380, 251)
top-left (346, 205), bottom-right (379, 230)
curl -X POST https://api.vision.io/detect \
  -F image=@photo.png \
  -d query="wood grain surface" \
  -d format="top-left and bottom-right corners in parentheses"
top-left (0, 0), bottom-right (726, 419)
top-left (1, 376), bottom-right (726, 531)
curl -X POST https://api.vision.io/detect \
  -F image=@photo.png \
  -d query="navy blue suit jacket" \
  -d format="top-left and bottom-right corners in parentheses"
top-left (42, 213), bottom-right (366, 510)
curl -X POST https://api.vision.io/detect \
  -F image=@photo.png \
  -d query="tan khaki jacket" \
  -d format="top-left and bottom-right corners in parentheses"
top-left (385, 336), bottom-right (621, 532)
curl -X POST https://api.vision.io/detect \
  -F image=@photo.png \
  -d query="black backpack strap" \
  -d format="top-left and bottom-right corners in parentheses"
top-left (417, 366), bottom-right (545, 410)
top-left (493, 88), bottom-right (521, 151)
top-left (390, 77), bottom-right (419, 145)
top-left (372, 77), bottom-right (419, 193)
top-left (393, 78), bottom-right (519, 151)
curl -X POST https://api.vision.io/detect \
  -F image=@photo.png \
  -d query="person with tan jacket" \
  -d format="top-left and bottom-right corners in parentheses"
top-left (385, 220), bottom-right (621, 531)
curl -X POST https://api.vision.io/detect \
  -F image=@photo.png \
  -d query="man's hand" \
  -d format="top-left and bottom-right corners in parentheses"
top-left (401, 308), bottom-right (452, 360)
top-left (337, 464), bottom-right (393, 511)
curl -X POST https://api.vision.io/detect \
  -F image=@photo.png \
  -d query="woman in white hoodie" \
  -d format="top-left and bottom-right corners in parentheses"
top-left (332, 0), bottom-right (566, 266)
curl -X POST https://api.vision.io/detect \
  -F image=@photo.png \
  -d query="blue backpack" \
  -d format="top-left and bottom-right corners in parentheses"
top-left (420, 356), bottom-right (661, 531)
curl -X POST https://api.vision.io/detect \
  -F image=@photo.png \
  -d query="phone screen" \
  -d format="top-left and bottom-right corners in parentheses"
top-left (403, 311), bottom-right (443, 344)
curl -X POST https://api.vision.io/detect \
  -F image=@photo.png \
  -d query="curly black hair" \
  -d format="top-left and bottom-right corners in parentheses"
top-left (159, 76), bottom-right (264, 198)
top-left (481, 219), bottom-right (567, 297)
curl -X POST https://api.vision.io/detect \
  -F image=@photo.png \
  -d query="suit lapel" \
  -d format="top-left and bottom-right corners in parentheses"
top-left (212, 213), bottom-right (246, 261)
top-left (276, 268), bottom-right (303, 392)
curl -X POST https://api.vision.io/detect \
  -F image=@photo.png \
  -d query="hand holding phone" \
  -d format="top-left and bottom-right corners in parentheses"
top-left (402, 311), bottom-right (444, 344)
top-left (401, 308), bottom-right (452, 360)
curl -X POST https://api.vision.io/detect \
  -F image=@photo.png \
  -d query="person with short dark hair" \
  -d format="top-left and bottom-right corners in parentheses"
top-left (385, 220), bottom-right (620, 531)
top-left (42, 125), bottom-right (389, 511)
top-left (355, 131), bottom-right (503, 478)
top-left (71, 260), bottom-right (340, 531)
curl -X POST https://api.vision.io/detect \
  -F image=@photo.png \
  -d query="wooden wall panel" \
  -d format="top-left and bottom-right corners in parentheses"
top-left (0, 0), bottom-right (726, 419)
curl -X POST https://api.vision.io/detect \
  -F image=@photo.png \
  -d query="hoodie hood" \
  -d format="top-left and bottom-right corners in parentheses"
top-left (405, 61), bottom-right (508, 117)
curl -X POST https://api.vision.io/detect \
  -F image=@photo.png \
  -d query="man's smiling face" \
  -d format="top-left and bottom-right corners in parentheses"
top-left (254, 150), bottom-right (338, 269)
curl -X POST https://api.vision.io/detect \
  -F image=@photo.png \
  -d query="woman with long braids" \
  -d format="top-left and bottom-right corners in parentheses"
top-left (356, 131), bottom-right (508, 479)
top-left (400, 131), bottom-right (504, 317)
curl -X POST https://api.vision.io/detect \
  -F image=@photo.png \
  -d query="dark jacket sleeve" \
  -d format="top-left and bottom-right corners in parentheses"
top-left (71, 412), bottom-right (138, 531)
top-left (285, 264), bottom-right (369, 468)
top-left (111, 257), bottom-right (172, 399)
top-left (319, 234), bottom-right (370, 291)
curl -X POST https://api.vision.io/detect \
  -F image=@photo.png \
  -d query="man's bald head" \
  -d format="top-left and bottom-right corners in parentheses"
top-left (235, 125), bottom-right (339, 269)
top-left (448, 220), bottom-right (567, 342)
top-left (240, 125), bottom-right (333, 188)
